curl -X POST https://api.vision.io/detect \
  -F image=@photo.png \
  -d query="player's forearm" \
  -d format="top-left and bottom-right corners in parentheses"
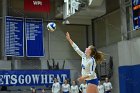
top-left (66, 32), bottom-right (73, 46)
top-left (68, 38), bottom-right (74, 46)
top-left (79, 76), bottom-right (89, 81)
top-left (83, 76), bottom-right (89, 79)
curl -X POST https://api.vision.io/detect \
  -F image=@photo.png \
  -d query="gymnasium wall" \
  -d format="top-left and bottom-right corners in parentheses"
top-left (119, 65), bottom-right (140, 93)
top-left (105, 31), bottom-right (140, 93)
top-left (96, 37), bottom-right (140, 93)
top-left (118, 39), bottom-right (140, 93)
top-left (95, 8), bottom-right (140, 92)
top-left (87, 25), bottom-right (93, 45)
top-left (118, 37), bottom-right (140, 66)
top-left (118, 37), bottom-right (140, 93)
top-left (0, 60), bottom-right (11, 70)
top-left (44, 22), bottom-right (87, 60)
top-left (43, 22), bottom-right (87, 81)
top-left (93, 9), bottom-right (121, 93)
top-left (94, 9), bottom-right (121, 48)
top-left (99, 44), bottom-right (119, 93)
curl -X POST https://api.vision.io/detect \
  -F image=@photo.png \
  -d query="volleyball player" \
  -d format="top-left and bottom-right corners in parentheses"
top-left (79, 80), bottom-right (87, 93)
top-left (66, 32), bottom-right (104, 93)
top-left (52, 78), bottom-right (60, 93)
top-left (103, 77), bottom-right (112, 93)
top-left (70, 80), bottom-right (79, 93)
top-left (98, 80), bottom-right (104, 93)
top-left (62, 79), bottom-right (70, 93)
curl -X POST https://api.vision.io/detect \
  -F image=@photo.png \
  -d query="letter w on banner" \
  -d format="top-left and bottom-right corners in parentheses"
top-left (24, 0), bottom-right (50, 13)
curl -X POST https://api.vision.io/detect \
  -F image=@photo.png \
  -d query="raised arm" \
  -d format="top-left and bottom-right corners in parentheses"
top-left (66, 32), bottom-right (73, 46)
top-left (66, 32), bottom-right (84, 57)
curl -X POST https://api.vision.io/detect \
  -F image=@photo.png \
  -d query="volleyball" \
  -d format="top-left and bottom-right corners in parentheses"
top-left (47, 22), bottom-right (56, 32)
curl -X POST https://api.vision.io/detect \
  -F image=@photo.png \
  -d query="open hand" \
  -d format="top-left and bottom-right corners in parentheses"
top-left (66, 32), bottom-right (70, 41)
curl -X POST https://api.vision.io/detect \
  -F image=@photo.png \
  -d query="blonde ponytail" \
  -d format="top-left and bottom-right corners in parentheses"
top-left (94, 51), bottom-right (105, 64)
top-left (89, 45), bottom-right (105, 64)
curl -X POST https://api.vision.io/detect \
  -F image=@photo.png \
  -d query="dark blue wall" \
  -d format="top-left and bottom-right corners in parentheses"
top-left (119, 65), bottom-right (140, 93)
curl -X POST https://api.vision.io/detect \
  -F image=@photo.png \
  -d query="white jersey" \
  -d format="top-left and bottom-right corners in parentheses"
top-left (62, 84), bottom-right (70, 92)
top-left (72, 43), bottom-right (97, 80)
top-left (71, 85), bottom-right (79, 93)
top-left (103, 82), bottom-right (112, 91)
top-left (52, 82), bottom-right (60, 93)
top-left (98, 85), bottom-right (104, 93)
top-left (79, 83), bottom-right (87, 93)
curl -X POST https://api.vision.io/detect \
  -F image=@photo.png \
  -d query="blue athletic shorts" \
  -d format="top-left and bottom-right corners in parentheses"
top-left (86, 78), bottom-right (98, 86)
top-left (105, 91), bottom-right (111, 93)
top-left (63, 92), bottom-right (69, 93)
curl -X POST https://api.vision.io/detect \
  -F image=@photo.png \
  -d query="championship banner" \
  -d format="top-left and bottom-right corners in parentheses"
top-left (25, 18), bottom-right (44, 57)
top-left (0, 70), bottom-right (70, 86)
top-left (5, 16), bottom-right (24, 56)
top-left (24, 0), bottom-right (50, 12)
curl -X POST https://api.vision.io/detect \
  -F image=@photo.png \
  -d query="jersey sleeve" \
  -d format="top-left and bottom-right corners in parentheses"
top-left (68, 84), bottom-right (71, 92)
top-left (76, 85), bottom-right (79, 93)
top-left (72, 43), bottom-right (85, 57)
top-left (58, 83), bottom-right (61, 92)
top-left (109, 82), bottom-right (113, 89)
top-left (88, 58), bottom-right (96, 77)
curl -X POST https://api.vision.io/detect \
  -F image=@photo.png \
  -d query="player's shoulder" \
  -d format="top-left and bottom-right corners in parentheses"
top-left (52, 83), bottom-right (55, 86)
top-left (76, 85), bottom-right (78, 87)
top-left (57, 82), bottom-right (60, 85)
top-left (109, 82), bottom-right (112, 84)
top-left (89, 57), bottom-right (95, 63)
